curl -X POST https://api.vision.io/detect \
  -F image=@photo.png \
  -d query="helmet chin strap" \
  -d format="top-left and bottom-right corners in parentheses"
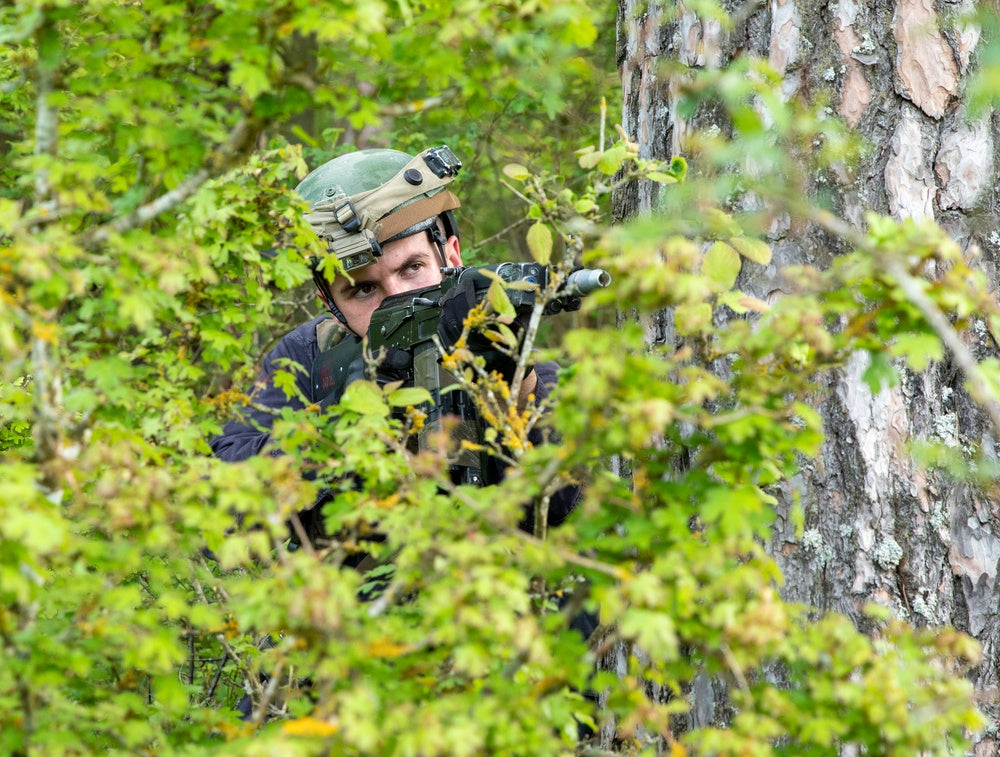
top-left (428, 225), bottom-right (449, 267)
top-left (312, 267), bottom-right (351, 329)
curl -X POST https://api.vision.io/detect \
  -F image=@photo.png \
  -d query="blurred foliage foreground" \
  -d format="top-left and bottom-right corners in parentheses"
top-left (1, 1), bottom-right (995, 755)
top-left (2, 149), bottom-right (991, 756)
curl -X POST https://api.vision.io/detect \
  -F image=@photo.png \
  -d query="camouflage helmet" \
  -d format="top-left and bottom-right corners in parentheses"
top-left (296, 145), bottom-right (462, 274)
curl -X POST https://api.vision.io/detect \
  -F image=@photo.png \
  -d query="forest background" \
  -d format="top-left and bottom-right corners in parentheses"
top-left (2, 0), bottom-right (1000, 754)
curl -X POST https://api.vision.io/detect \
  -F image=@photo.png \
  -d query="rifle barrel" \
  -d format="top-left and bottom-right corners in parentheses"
top-left (563, 268), bottom-right (611, 297)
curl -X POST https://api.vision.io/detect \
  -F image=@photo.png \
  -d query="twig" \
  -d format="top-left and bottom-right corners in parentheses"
top-left (532, 494), bottom-right (550, 542)
top-left (884, 258), bottom-right (1000, 434)
top-left (800, 204), bottom-right (1000, 436)
top-left (188, 631), bottom-right (195, 686)
top-left (287, 511), bottom-right (315, 557)
top-left (379, 89), bottom-right (457, 116)
top-left (206, 652), bottom-right (230, 700)
top-left (33, 16), bottom-right (57, 204)
top-left (473, 216), bottom-right (530, 249)
top-left (250, 657), bottom-right (285, 727)
top-left (510, 298), bottom-right (546, 405)
top-left (599, 97), bottom-right (607, 152)
top-left (720, 643), bottom-right (749, 691)
top-left (85, 116), bottom-right (259, 244)
top-left (498, 179), bottom-right (533, 206)
top-left (191, 577), bottom-right (262, 703)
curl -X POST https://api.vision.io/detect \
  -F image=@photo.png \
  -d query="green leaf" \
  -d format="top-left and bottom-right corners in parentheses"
top-left (646, 171), bottom-right (679, 184)
top-left (578, 150), bottom-right (602, 169)
top-left (729, 236), bottom-right (773, 265)
top-left (716, 289), bottom-right (749, 314)
top-left (526, 221), bottom-right (553, 265)
top-left (862, 350), bottom-right (900, 393)
top-left (502, 163), bottom-right (530, 180)
top-left (153, 674), bottom-right (190, 714)
top-left (229, 61), bottom-right (270, 99)
top-left (619, 609), bottom-right (679, 661)
top-left (702, 241), bottom-right (741, 291)
top-left (890, 332), bottom-right (943, 371)
top-left (0, 198), bottom-right (21, 232)
top-left (341, 381), bottom-right (389, 415)
top-left (486, 280), bottom-right (517, 319)
top-left (596, 144), bottom-right (628, 175)
top-left (674, 302), bottom-right (713, 335)
top-left (388, 386), bottom-right (432, 408)
top-left (669, 156), bottom-right (688, 181)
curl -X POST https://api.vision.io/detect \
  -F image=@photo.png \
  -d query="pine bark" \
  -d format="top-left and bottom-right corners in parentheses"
top-left (616, 0), bottom-right (1000, 748)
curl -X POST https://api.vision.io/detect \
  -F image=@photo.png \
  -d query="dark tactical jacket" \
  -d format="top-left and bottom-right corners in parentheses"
top-left (211, 316), bottom-right (581, 530)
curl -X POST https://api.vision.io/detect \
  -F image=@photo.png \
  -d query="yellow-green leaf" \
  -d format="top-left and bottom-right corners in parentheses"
top-left (388, 386), bottom-right (432, 408)
top-left (702, 241), bottom-right (741, 291)
top-left (646, 171), bottom-right (678, 184)
top-left (526, 221), bottom-right (552, 265)
top-left (502, 163), bottom-right (530, 180)
top-left (486, 280), bottom-right (516, 319)
top-left (729, 236), bottom-right (773, 265)
top-left (890, 332), bottom-right (943, 371)
top-left (341, 380), bottom-right (389, 416)
top-left (675, 302), bottom-right (713, 335)
top-left (703, 208), bottom-right (742, 237)
top-left (597, 144), bottom-right (628, 175)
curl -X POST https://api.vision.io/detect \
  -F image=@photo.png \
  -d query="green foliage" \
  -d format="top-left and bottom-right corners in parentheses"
top-left (1, 0), bottom-right (992, 755)
top-left (965, 6), bottom-right (1000, 114)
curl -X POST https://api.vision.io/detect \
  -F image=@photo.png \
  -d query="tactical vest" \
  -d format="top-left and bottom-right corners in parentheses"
top-left (310, 317), bottom-right (362, 406)
top-left (308, 316), bottom-right (492, 486)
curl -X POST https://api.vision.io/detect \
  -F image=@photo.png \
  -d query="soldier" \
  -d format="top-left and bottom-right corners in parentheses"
top-left (213, 145), bottom-right (593, 727)
top-left (211, 145), bottom-right (580, 528)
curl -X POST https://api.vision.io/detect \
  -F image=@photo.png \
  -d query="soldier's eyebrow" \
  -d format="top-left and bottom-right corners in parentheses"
top-left (390, 251), bottom-right (433, 274)
top-left (332, 250), bottom-right (434, 296)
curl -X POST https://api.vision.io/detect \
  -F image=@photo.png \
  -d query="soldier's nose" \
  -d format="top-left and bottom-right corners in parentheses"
top-left (384, 280), bottom-right (408, 297)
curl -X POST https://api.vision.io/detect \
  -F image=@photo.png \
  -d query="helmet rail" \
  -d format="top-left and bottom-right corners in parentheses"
top-left (300, 146), bottom-right (462, 274)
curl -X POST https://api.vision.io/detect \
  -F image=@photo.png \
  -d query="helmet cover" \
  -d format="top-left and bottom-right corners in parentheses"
top-left (297, 145), bottom-right (462, 273)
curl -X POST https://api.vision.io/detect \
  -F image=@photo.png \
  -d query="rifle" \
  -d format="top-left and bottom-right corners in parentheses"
top-left (311, 262), bottom-right (611, 485)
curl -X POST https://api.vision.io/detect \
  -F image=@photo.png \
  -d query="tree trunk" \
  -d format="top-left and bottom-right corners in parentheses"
top-left (616, 0), bottom-right (1000, 747)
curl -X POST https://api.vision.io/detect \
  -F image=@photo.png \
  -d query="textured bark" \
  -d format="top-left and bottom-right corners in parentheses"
top-left (617, 0), bottom-right (1000, 747)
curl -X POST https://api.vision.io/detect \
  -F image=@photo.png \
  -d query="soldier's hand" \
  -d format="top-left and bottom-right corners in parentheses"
top-left (437, 272), bottom-right (530, 382)
top-left (345, 348), bottom-right (413, 389)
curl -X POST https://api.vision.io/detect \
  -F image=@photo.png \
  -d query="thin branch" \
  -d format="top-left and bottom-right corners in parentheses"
top-left (378, 89), bottom-right (458, 116)
top-left (472, 216), bottom-right (530, 249)
top-left (85, 116), bottom-right (258, 244)
top-left (599, 96), bottom-right (606, 152)
top-left (191, 576), bottom-right (262, 703)
top-left (250, 657), bottom-right (286, 727)
top-left (720, 643), bottom-right (750, 691)
top-left (33, 16), bottom-right (57, 204)
top-left (800, 204), bottom-right (1000, 436)
top-left (510, 298), bottom-right (546, 407)
top-left (884, 257), bottom-right (1000, 434)
top-left (532, 493), bottom-right (550, 541)
top-left (498, 179), bottom-right (533, 206)
top-left (287, 511), bottom-right (315, 557)
top-left (206, 652), bottom-right (230, 699)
